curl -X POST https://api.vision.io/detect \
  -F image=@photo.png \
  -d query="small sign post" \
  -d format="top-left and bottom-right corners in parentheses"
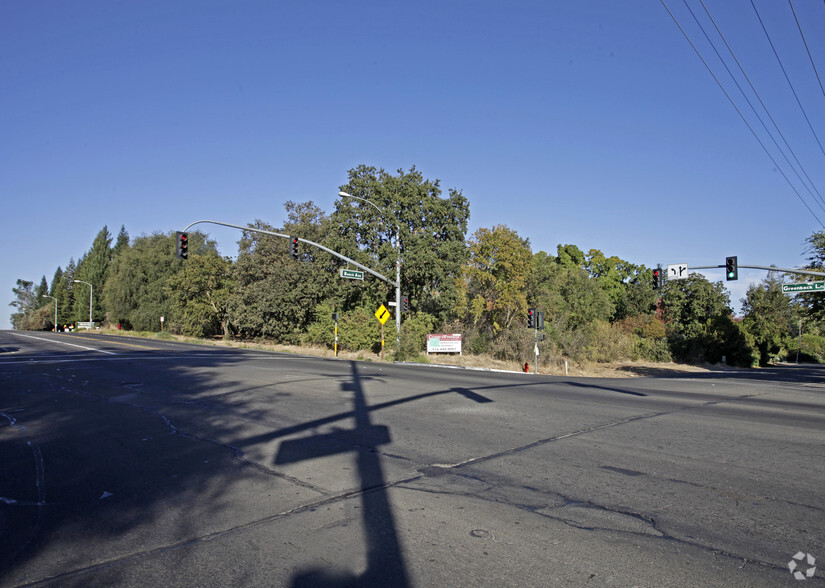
top-left (332, 313), bottom-right (339, 357)
top-left (375, 304), bottom-right (390, 359)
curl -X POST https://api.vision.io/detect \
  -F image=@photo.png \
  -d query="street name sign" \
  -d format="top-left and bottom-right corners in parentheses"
top-left (782, 281), bottom-right (825, 293)
top-left (340, 269), bottom-right (364, 280)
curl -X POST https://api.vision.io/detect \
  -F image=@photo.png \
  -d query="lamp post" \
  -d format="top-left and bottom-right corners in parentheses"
top-left (43, 295), bottom-right (57, 332)
top-left (72, 280), bottom-right (93, 324)
top-left (338, 191), bottom-right (402, 338)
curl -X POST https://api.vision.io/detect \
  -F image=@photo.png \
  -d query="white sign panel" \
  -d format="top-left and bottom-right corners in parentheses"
top-left (426, 334), bottom-right (462, 355)
top-left (667, 263), bottom-right (689, 280)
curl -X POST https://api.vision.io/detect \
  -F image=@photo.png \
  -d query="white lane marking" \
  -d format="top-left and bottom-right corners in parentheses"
top-left (10, 333), bottom-right (116, 355)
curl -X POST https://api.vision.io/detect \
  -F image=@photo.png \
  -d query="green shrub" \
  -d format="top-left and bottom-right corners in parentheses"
top-left (305, 302), bottom-right (382, 354)
top-left (581, 320), bottom-right (634, 363)
top-left (632, 336), bottom-right (672, 362)
top-left (305, 302), bottom-right (336, 347)
top-left (785, 333), bottom-right (825, 363)
top-left (395, 312), bottom-right (438, 361)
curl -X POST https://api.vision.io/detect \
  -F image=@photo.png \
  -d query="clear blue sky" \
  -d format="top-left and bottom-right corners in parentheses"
top-left (3, 1), bottom-right (825, 326)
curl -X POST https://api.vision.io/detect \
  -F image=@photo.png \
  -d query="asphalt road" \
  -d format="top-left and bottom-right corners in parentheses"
top-left (0, 331), bottom-right (822, 587)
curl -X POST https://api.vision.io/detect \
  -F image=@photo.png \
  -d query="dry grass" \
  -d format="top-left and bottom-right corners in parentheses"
top-left (86, 328), bottom-right (725, 378)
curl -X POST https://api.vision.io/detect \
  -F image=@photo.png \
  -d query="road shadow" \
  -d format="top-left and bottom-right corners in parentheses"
top-left (284, 362), bottom-right (409, 586)
top-left (0, 344), bottom-right (497, 586)
top-left (267, 366), bottom-right (495, 586)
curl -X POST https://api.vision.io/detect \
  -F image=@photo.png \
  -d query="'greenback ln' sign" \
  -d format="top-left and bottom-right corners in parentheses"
top-left (782, 281), bottom-right (825, 293)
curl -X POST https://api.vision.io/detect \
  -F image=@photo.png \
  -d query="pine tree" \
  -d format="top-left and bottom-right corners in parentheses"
top-left (73, 227), bottom-right (113, 324)
top-left (34, 276), bottom-right (48, 301)
top-left (49, 267), bottom-right (63, 297)
top-left (61, 259), bottom-right (77, 327)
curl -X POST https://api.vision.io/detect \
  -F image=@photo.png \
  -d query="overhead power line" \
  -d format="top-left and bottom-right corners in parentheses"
top-left (750, 0), bottom-right (825, 159)
top-left (694, 0), bottom-right (825, 212)
top-left (659, 0), bottom-right (825, 227)
top-left (788, 0), bottom-right (825, 98)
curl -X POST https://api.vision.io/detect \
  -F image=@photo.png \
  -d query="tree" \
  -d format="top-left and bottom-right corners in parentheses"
top-left (741, 273), bottom-right (796, 365)
top-left (34, 276), bottom-right (48, 302)
top-left (166, 253), bottom-right (235, 339)
top-left (58, 259), bottom-right (77, 328)
top-left (112, 225), bottom-right (129, 258)
top-left (583, 249), bottom-right (656, 321)
top-left (230, 203), bottom-right (341, 341)
top-left (462, 225), bottom-right (532, 335)
top-left (798, 230), bottom-right (825, 328)
top-left (332, 165), bottom-right (471, 322)
top-left (48, 267), bottom-right (63, 298)
top-left (73, 226), bottom-right (113, 324)
top-left (660, 275), bottom-right (751, 365)
top-left (105, 231), bottom-right (216, 330)
top-left (10, 279), bottom-right (36, 329)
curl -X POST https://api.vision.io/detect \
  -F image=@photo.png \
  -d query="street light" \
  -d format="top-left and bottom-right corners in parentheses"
top-left (72, 280), bottom-right (93, 324)
top-left (338, 191), bottom-right (402, 337)
top-left (43, 295), bottom-right (57, 332)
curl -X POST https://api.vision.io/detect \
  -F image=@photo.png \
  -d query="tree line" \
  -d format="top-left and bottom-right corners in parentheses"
top-left (10, 165), bottom-right (825, 367)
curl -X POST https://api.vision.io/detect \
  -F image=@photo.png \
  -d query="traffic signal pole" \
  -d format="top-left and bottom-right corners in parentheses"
top-left (688, 264), bottom-right (825, 278)
top-left (180, 219), bottom-right (399, 288)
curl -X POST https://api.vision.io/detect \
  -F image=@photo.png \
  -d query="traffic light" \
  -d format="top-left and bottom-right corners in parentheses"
top-left (290, 236), bottom-right (299, 259)
top-left (537, 310), bottom-right (544, 330)
top-left (175, 231), bottom-right (188, 260)
top-left (725, 256), bottom-right (738, 281)
top-left (401, 294), bottom-right (409, 313)
top-left (652, 267), bottom-right (661, 290)
top-left (527, 308), bottom-right (536, 329)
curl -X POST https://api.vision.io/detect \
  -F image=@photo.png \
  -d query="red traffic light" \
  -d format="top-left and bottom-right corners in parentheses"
top-left (175, 231), bottom-right (189, 259)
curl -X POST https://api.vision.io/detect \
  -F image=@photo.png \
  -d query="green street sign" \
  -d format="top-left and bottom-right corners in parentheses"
top-left (340, 269), bottom-right (364, 280)
top-left (782, 281), bottom-right (825, 293)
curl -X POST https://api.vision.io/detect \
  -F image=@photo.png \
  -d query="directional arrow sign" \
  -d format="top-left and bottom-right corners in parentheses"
top-left (782, 281), bottom-right (825, 293)
top-left (340, 268), bottom-right (364, 280)
top-left (375, 304), bottom-right (391, 325)
top-left (667, 263), bottom-right (689, 280)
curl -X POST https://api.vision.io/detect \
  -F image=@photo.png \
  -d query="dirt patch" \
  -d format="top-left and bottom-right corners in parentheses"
top-left (413, 354), bottom-right (726, 378)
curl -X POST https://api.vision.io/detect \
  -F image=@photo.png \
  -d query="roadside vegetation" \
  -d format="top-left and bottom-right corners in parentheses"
top-left (10, 165), bottom-right (825, 369)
